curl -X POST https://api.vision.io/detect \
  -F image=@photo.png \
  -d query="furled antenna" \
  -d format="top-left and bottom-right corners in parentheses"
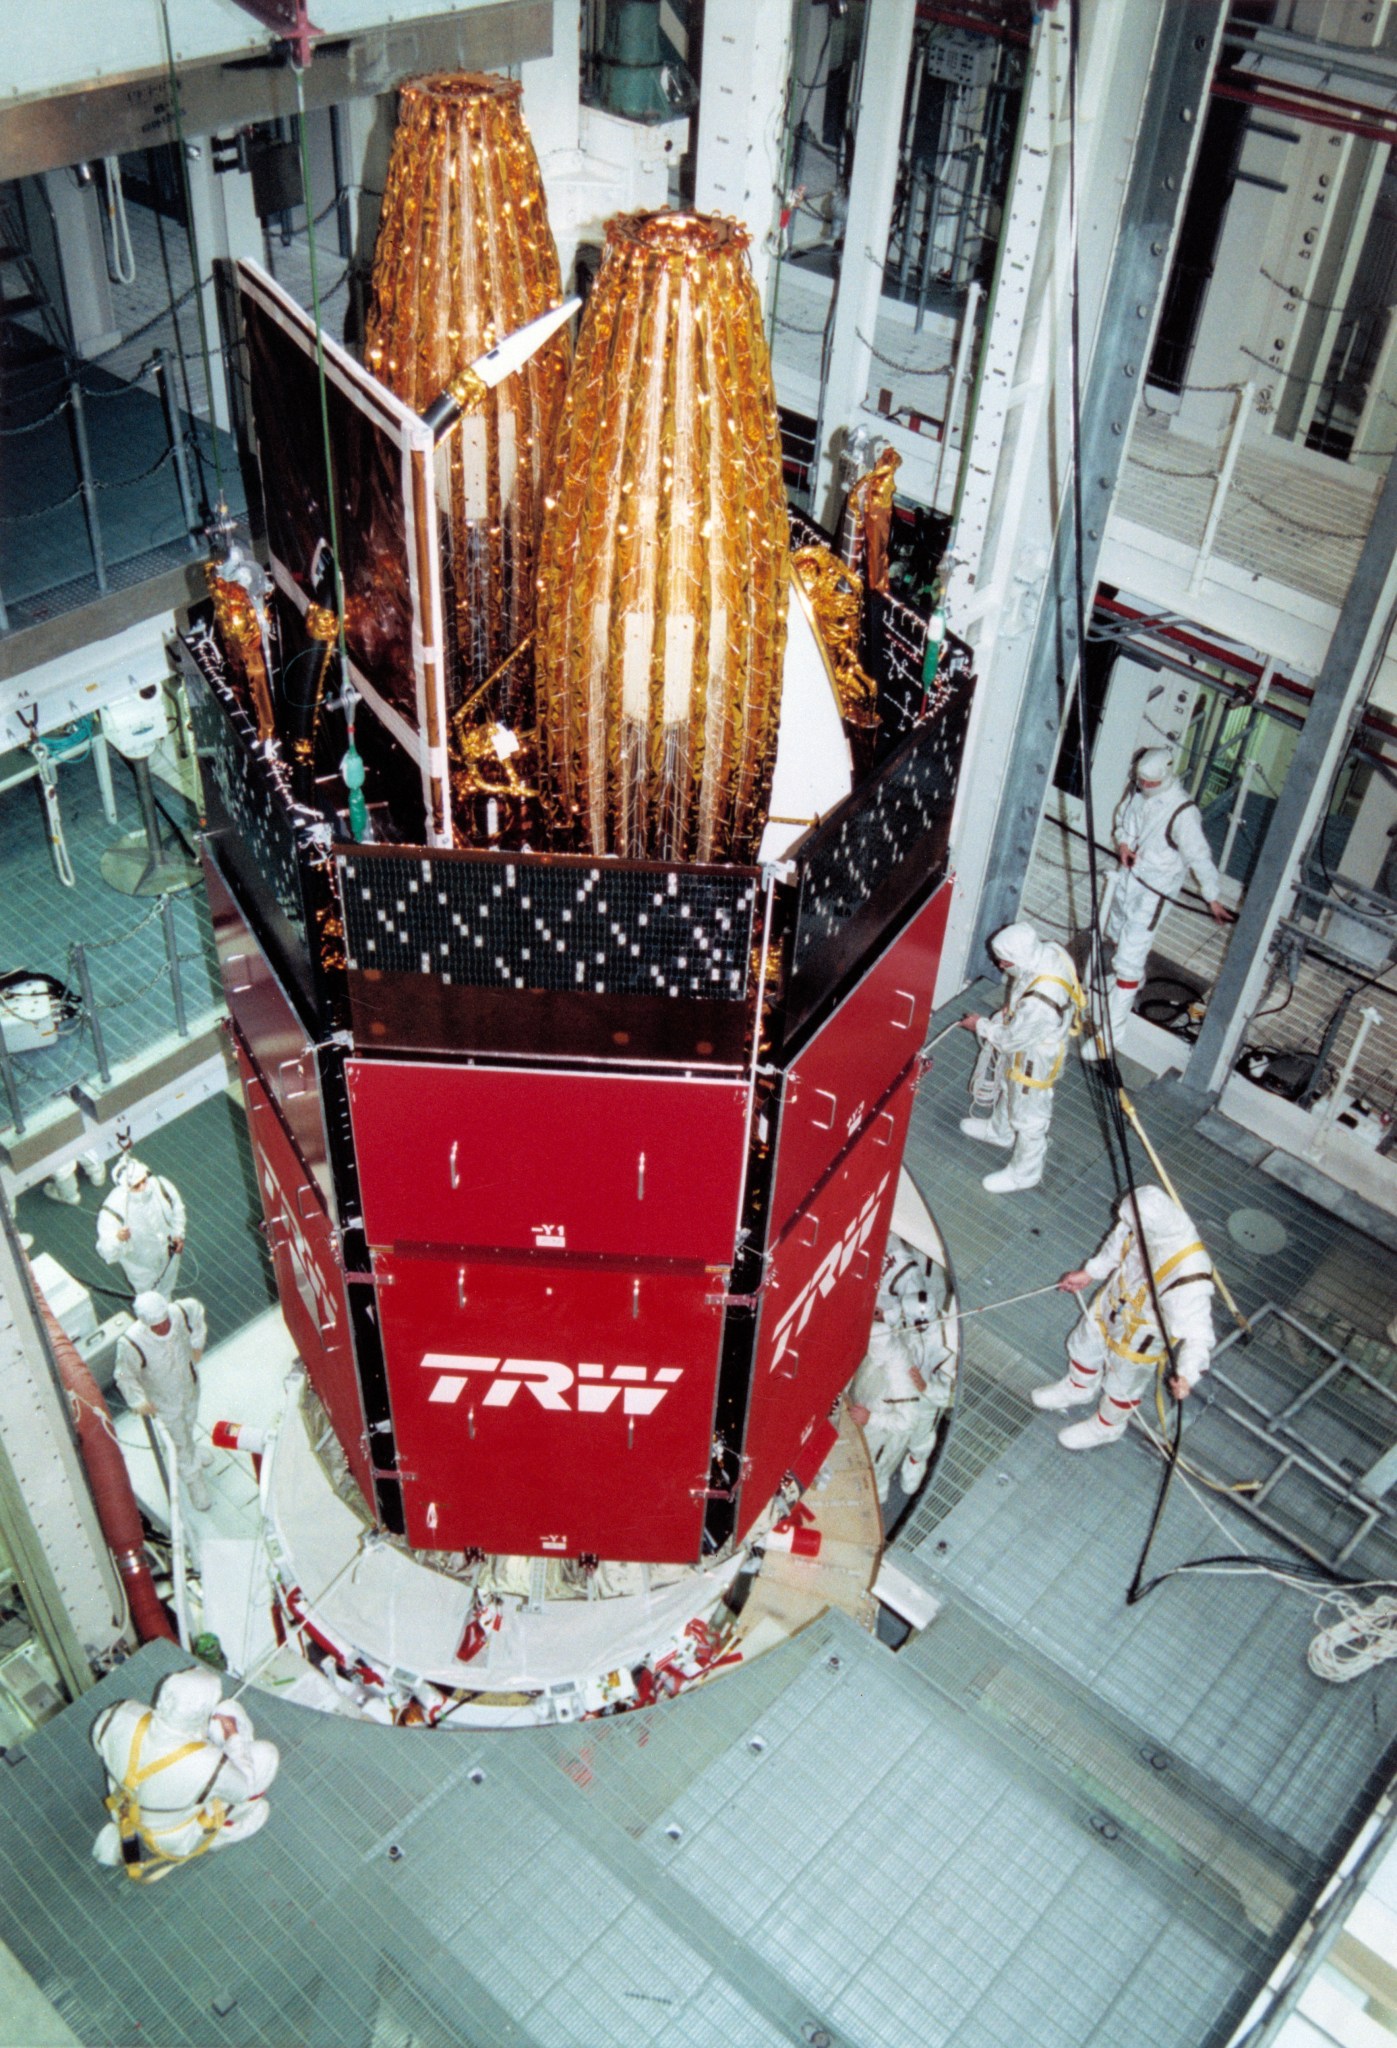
top-left (535, 211), bottom-right (789, 865)
top-left (366, 72), bottom-right (570, 722)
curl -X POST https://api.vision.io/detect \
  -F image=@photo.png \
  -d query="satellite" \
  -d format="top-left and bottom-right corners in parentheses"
top-left (179, 75), bottom-right (975, 1726)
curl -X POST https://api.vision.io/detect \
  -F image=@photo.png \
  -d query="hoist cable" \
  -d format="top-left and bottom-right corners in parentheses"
top-left (157, 0), bottom-right (227, 513)
top-left (293, 65), bottom-right (352, 702)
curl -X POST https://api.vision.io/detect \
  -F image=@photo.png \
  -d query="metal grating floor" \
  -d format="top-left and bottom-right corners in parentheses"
top-left (2, 984), bottom-right (1395, 2047)
top-left (0, 745), bottom-right (221, 1133)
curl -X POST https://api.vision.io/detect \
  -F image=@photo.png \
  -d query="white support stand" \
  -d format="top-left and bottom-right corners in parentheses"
top-left (693, 0), bottom-right (794, 307)
top-left (812, 0), bottom-right (918, 523)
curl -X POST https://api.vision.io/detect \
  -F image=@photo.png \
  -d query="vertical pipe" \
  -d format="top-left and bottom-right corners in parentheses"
top-left (70, 943), bottom-right (111, 1084)
top-left (814, 0), bottom-right (920, 519)
top-left (34, 1290), bottom-right (176, 1646)
top-left (67, 378), bottom-right (108, 594)
top-left (1307, 1005), bottom-right (1383, 1157)
top-left (155, 347), bottom-right (199, 552)
top-left (161, 894), bottom-right (188, 1038)
top-left (934, 280), bottom-right (982, 507)
top-left (1218, 658), bottom-right (1274, 880)
top-left (1189, 381), bottom-right (1254, 595)
top-left (0, 1012), bottom-right (25, 1136)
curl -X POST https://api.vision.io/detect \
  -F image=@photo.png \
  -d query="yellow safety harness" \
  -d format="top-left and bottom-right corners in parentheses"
top-left (102, 1709), bottom-right (228, 1884)
top-left (1008, 970), bottom-right (1087, 1088)
top-left (1094, 1235), bottom-right (1212, 1364)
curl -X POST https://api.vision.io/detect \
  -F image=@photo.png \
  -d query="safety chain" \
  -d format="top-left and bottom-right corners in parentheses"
top-left (1259, 264), bottom-right (1394, 323)
top-left (855, 327), bottom-right (953, 379)
top-left (83, 963), bottom-right (182, 1011)
top-left (0, 486), bottom-right (84, 525)
top-left (0, 392), bottom-right (73, 436)
top-left (79, 374), bottom-right (158, 403)
top-left (1140, 382), bottom-right (1245, 420)
top-left (79, 896), bottom-right (170, 950)
top-left (1129, 455), bottom-right (1222, 482)
top-left (1233, 483), bottom-right (1369, 542)
top-left (772, 310), bottom-right (831, 338)
top-left (1240, 344), bottom-right (1341, 393)
top-left (94, 444), bottom-right (179, 492)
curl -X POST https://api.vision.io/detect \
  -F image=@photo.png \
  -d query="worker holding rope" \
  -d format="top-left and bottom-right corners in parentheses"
top-left (1032, 1185), bottom-right (1216, 1451)
top-left (1083, 748), bottom-right (1234, 1059)
top-left (957, 922), bottom-right (1085, 1194)
top-left (91, 1666), bottom-right (278, 1881)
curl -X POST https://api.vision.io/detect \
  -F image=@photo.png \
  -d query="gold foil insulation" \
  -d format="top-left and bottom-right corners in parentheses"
top-left (205, 561), bottom-right (275, 741)
top-left (791, 544), bottom-right (877, 723)
top-left (534, 211), bottom-right (789, 864)
top-left (365, 73), bottom-right (569, 716)
top-left (295, 602), bottom-right (340, 770)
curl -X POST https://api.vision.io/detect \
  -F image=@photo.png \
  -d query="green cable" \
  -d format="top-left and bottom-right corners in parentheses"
top-left (293, 65), bottom-right (352, 703)
top-left (157, 0), bottom-right (227, 513)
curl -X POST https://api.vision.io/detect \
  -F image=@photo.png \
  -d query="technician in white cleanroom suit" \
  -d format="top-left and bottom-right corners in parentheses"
top-left (1031, 1185), bottom-right (1216, 1451)
top-left (91, 1665), bottom-right (278, 1877)
top-left (114, 1290), bottom-right (212, 1511)
top-left (956, 923), bottom-right (1083, 1193)
top-left (847, 1310), bottom-right (954, 1503)
top-left (1084, 749), bottom-right (1233, 1057)
top-left (96, 1155), bottom-right (186, 1296)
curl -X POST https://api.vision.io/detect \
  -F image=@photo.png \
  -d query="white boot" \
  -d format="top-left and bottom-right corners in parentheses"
top-left (983, 1161), bottom-right (1042, 1194)
top-left (42, 1166), bottom-right (82, 1205)
top-left (1031, 1373), bottom-right (1097, 1411)
top-left (186, 1469), bottom-right (213, 1514)
top-left (81, 1151), bottom-right (108, 1189)
top-left (92, 1822), bottom-right (123, 1867)
top-left (958, 1116), bottom-right (1012, 1147)
top-left (1058, 1402), bottom-right (1135, 1450)
top-left (212, 1799), bottom-right (270, 1849)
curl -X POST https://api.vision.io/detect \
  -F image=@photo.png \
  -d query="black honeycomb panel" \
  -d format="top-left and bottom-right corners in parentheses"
top-left (782, 675), bottom-right (972, 1043)
top-left (337, 852), bottom-right (758, 1003)
top-left (184, 624), bottom-right (306, 941)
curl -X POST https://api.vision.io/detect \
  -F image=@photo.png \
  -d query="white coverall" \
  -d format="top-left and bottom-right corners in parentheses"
top-left (1097, 767), bottom-right (1222, 1044)
top-left (1034, 1186), bottom-right (1216, 1450)
top-left (91, 1666), bottom-right (278, 1876)
top-left (963, 925), bottom-right (1082, 1192)
top-left (115, 1297), bottom-right (210, 1509)
top-left (97, 1161), bottom-right (186, 1296)
top-left (877, 1235), bottom-right (937, 1327)
top-left (849, 1316), bottom-right (954, 1502)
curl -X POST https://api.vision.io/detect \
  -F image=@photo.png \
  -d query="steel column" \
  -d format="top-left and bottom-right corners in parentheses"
top-left (968, 1), bottom-right (1227, 962)
top-left (812, 0), bottom-right (918, 522)
top-left (0, 1205), bottom-right (128, 1695)
top-left (1186, 446), bottom-right (1397, 1097)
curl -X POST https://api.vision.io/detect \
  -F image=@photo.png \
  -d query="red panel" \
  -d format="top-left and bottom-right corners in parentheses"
top-left (769, 882), bottom-right (950, 1235)
top-left (736, 1069), bottom-right (917, 1538)
top-left (374, 1251), bottom-right (723, 1560)
top-left (233, 1039), bottom-right (373, 1509)
top-left (205, 853), bottom-right (332, 1213)
top-left (348, 1061), bottom-right (750, 1264)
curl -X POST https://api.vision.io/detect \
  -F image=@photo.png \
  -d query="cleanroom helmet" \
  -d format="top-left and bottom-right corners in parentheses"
top-left (988, 922), bottom-right (1040, 974)
top-left (1135, 748), bottom-right (1175, 790)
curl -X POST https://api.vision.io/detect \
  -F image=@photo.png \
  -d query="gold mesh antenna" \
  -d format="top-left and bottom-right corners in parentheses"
top-left (366, 73), bottom-right (571, 717)
top-left (535, 211), bottom-right (790, 864)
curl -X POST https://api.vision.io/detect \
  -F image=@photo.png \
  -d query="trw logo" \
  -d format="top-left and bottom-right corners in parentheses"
top-left (257, 1152), bottom-right (339, 1339)
top-left (420, 1355), bottom-right (683, 1415)
top-left (769, 1172), bottom-right (891, 1373)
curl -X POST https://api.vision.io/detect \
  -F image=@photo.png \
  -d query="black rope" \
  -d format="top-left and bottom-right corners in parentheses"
top-left (1061, 0), bottom-right (1190, 1606)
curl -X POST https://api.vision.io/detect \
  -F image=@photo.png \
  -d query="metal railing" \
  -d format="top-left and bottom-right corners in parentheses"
top-left (0, 348), bottom-right (202, 634)
top-left (0, 890), bottom-right (212, 1138)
